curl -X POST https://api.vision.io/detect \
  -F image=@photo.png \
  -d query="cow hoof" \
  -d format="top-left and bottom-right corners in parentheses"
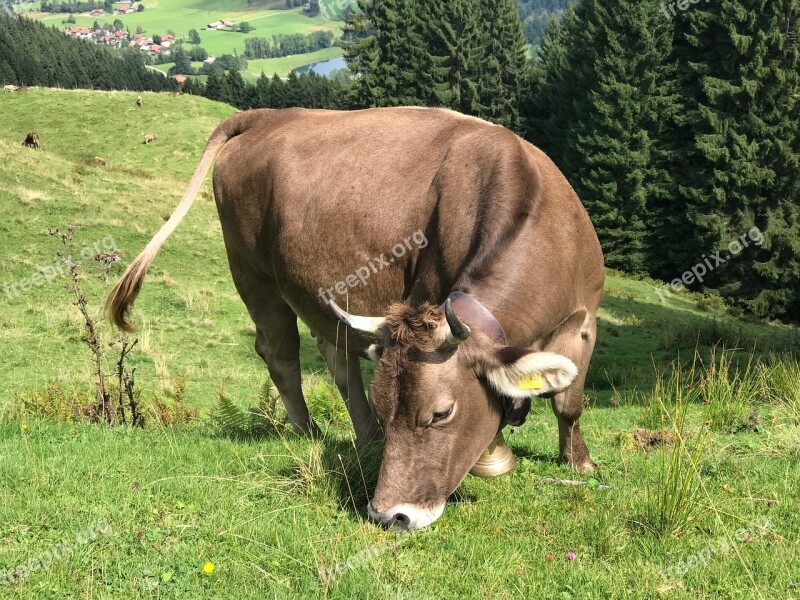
top-left (470, 431), bottom-right (516, 477)
top-left (558, 456), bottom-right (598, 473)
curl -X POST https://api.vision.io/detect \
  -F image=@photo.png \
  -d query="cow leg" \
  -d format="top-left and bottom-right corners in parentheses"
top-left (228, 260), bottom-right (318, 436)
top-left (545, 315), bottom-right (597, 472)
top-left (253, 311), bottom-right (319, 436)
top-left (316, 336), bottom-right (383, 446)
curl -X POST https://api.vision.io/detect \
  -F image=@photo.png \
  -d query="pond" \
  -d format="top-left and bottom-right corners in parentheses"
top-left (293, 56), bottom-right (347, 77)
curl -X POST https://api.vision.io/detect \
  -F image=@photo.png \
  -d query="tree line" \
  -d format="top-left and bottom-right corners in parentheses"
top-left (39, 0), bottom-right (114, 13)
top-left (183, 69), bottom-right (349, 110)
top-left (244, 31), bottom-right (335, 59)
top-left (525, 0), bottom-right (799, 321)
top-left (0, 13), bottom-right (176, 92)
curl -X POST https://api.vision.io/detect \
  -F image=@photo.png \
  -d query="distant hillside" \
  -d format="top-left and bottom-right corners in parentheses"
top-left (0, 14), bottom-right (176, 91)
top-left (516, 0), bottom-right (570, 46)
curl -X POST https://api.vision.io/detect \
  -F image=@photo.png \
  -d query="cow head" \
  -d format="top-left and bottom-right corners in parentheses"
top-left (331, 292), bottom-right (578, 530)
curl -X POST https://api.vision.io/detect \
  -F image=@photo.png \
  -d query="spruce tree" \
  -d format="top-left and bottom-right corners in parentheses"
top-left (524, 0), bottom-right (676, 273)
top-left (469, 0), bottom-right (528, 131)
top-left (660, 0), bottom-right (800, 319)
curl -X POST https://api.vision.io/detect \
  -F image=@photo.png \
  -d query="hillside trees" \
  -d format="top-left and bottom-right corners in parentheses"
top-left (524, 0), bottom-right (800, 320)
top-left (656, 0), bottom-right (800, 319)
top-left (344, 0), bottom-right (527, 130)
top-left (243, 31), bottom-right (334, 59)
top-left (197, 70), bottom-right (348, 110)
top-left (0, 13), bottom-right (175, 91)
top-left (525, 0), bottom-right (676, 273)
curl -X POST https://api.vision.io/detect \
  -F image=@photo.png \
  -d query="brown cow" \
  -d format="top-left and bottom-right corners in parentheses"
top-left (22, 132), bottom-right (39, 149)
top-left (108, 108), bottom-right (604, 530)
top-left (142, 134), bottom-right (157, 144)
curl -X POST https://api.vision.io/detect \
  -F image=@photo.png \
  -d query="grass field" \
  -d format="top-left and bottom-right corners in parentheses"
top-left (0, 88), bottom-right (798, 599)
top-left (151, 47), bottom-right (344, 80)
top-left (26, 0), bottom-right (341, 65)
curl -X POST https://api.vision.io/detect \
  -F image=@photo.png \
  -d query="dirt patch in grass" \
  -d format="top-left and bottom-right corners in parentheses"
top-left (630, 427), bottom-right (675, 449)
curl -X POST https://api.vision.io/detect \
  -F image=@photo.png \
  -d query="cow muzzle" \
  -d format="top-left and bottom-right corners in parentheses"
top-left (367, 501), bottom-right (446, 531)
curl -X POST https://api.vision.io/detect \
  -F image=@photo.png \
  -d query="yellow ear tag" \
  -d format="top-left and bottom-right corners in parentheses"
top-left (518, 373), bottom-right (544, 391)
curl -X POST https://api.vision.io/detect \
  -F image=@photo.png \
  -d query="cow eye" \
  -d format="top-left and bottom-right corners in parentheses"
top-left (431, 405), bottom-right (454, 424)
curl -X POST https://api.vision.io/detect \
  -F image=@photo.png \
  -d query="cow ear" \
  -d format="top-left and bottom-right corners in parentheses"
top-left (485, 350), bottom-right (578, 399)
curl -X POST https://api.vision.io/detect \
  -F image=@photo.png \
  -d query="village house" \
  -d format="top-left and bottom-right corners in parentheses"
top-left (207, 19), bottom-right (236, 30)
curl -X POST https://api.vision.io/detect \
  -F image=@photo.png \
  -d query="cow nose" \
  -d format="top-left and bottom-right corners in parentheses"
top-left (391, 512), bottom-right (411, 531)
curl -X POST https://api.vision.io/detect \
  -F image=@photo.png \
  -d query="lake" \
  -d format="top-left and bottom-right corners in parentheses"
top-left (293, 56), bottom-right (347, 77)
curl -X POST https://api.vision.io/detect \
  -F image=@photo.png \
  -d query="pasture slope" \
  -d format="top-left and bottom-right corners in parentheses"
top-left (0, 88), bottom-right (798, 599)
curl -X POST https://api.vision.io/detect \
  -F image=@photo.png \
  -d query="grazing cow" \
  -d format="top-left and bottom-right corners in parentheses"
top-left (21, 132), bottom-right (39, 150)
top-left (3, 85), bottom-right (18, 93)
top-left (17, 86), bottom-right (27, 92)
top-left (142, 134), bottom-right (157, 144)
top-left (136, 95), bottom-right (142, 108)
top-left (108, 108), bottom-right (604, 530)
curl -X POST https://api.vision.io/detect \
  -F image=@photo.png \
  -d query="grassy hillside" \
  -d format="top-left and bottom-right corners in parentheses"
top-left (0, 89), bottom-right (798, 599)
top-left (26, 0), bottom-right (341, 68)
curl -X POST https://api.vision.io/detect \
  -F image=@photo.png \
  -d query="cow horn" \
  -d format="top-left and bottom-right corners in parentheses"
top-left (444, 298), bottom-right (471, 343)
top-left (329, 299), bottom-right (386, 334)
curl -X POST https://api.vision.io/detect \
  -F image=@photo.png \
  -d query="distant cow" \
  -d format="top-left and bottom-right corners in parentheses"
top-left (136, 95), bottom-right (142, 108)
top-left (3, 85), bottom-right (18, 93)
top-left (143, 134), bottom-right (158, 144)
top-left (22, 132), bottom-right (39, 149)
top-left (17, 86), bottom-right (28, 92)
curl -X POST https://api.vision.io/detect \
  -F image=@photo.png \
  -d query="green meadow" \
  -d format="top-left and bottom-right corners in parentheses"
top-left (151, 46), bottom-right (344, 80)
top-left (28, 0), bottom-right (341, 64)
top-left (0, 89), bottom-right (798, 598)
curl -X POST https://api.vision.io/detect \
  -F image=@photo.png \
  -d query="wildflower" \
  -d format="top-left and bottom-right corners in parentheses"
top-left (202, 562), bottom-right (215, 574)
top-left (565, 552), bottom-right (576, 561)
top-left (21, 422), bottom-right (28, 431)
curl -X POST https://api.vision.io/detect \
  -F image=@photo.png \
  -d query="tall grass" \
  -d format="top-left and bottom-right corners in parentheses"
top-left (642, 359), bottom-right (710, 537)
top-left (700, 348), bottom-right (761, 432)
top-left (760, 359), bottom-right (800, 424)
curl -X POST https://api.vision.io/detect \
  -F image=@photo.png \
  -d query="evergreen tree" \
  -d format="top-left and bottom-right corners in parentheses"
top-left (343, 0), bottom-right (382, 108)
top-left (344, 0), bottom-right (528, 130)
top-left (0, 12), bottom-right (175, 91)
top-left (524, 0), bottom-right (676, 272)
top-left (659, 0), bottom-right (800, 319)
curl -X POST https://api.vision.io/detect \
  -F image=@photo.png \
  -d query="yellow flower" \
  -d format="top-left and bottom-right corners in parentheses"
top-left (202, 562), bottom-right (215, 574)
top-left (21, 422), bottom-right (28, 431)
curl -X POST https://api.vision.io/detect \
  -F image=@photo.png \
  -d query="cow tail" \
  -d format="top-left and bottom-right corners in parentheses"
top-left (107, 109), bottom-right (271, 332)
